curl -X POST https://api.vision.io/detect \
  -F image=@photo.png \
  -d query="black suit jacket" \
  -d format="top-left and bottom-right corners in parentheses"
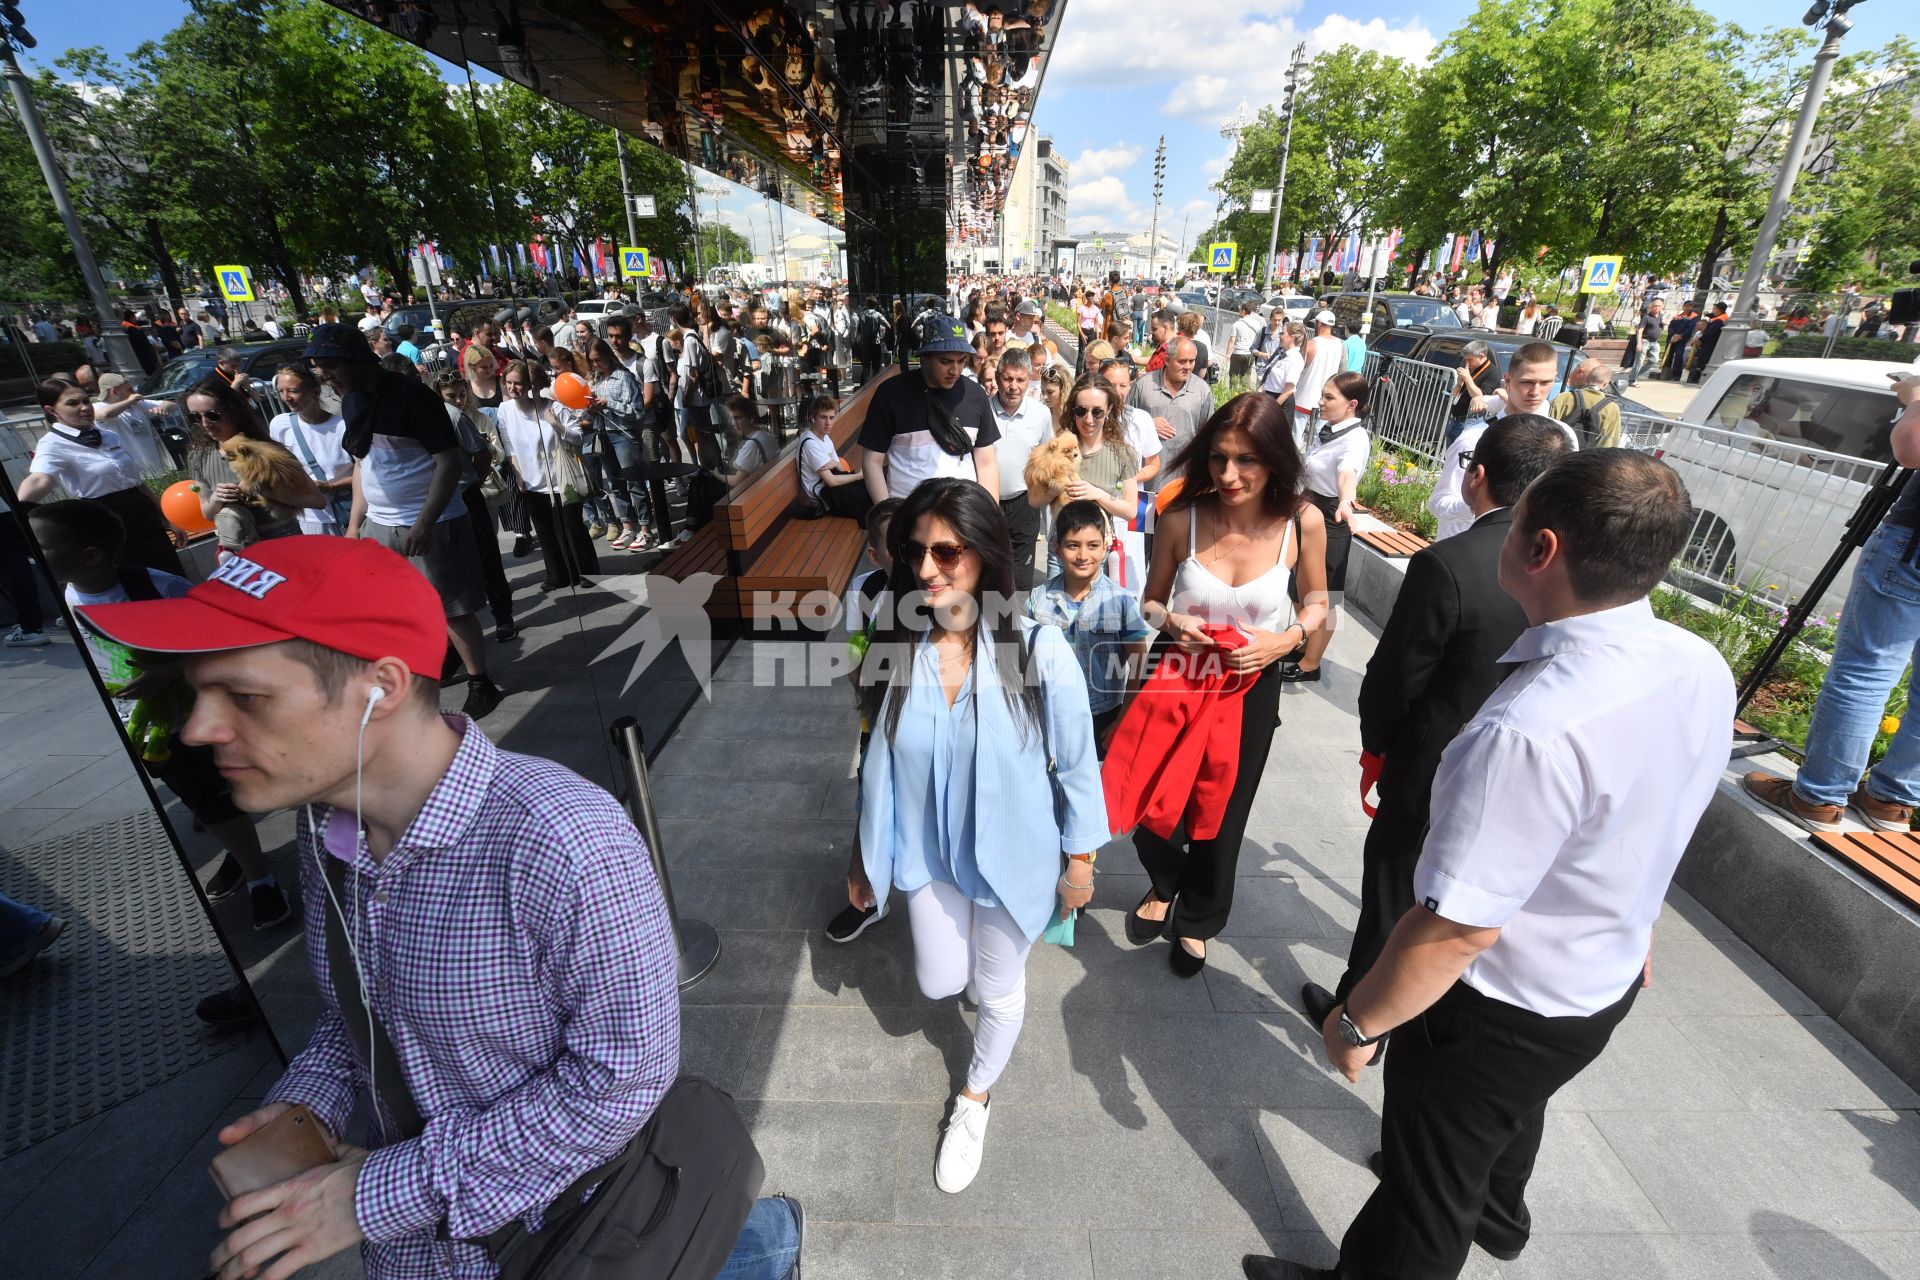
top-left (1356, 507), bottom-right (1530, 832)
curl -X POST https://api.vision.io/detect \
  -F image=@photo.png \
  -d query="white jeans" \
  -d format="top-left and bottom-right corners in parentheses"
top-left (905, 880), bottom-right (1034, 1094)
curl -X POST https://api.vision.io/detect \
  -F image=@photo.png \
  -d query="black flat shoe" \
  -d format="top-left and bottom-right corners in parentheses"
top-left (1125, 892), bottom-right (1169, 946)
top-left (1301, 981), bottom-right (1339, 1028)
top-left (1280, 642), bottom-right (1307, 664)
top-left (1169, 938), bottom-right (1207, 978)
top-left (1367, 1150), bottom-right (1384, 1180)
top-left (1278, 662), bottom-right (1321, 683)
top-left (1243, 1255), bottom-right (1338, 1279)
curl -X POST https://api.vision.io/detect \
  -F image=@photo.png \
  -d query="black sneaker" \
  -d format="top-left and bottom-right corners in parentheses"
top-left (0, 915), bottom-right (65, 979)
top-left (205, 854), bottom-right (245, 900)
top-left (825, 902), bottom-right (885, 943)
top-left (195, 985), bottom-right (259, 1028)
top-left (462, 678), bottom-right (504, 720)
top-left (250, 880), bottom-right (293, 931)
top-left (493, 623), bottom-right (519, 643)
top-left (511, 535), bottom-right (532, 558)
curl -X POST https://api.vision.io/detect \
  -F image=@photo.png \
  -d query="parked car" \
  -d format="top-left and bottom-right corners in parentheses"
top-left (1318, 291), bottom-right (1463, 336)
top-left (1649, 357), bottom-right (1907, 607)
top-left (1367, 326), bottom-right (1579, 390)
top-left (1260, 293), bottom-right (1317, 324)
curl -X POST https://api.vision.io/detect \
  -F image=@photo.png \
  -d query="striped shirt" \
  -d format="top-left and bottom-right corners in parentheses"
top-left (265, 717), bottom-right (680, 1278)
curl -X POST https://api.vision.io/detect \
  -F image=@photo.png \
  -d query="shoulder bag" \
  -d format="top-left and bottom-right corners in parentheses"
top-left (1020, 623), bottom-right (1078, 947)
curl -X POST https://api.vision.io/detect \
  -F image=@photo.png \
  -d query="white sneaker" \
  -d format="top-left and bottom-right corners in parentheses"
top-left (670, 529), bottom-right (694, 546)
top-left (3, 627), bottom-right (50, 648)
top-left (935, 1094), bottom-right (990, 1193)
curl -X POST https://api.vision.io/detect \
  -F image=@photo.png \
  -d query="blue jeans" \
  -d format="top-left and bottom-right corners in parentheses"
top-left (713, 1197), bottom-right (800, 1280)
top-left (601, 428), bottom-right (653, 528)
top-left (1796, 523), bottom-right (1920, 807)
top-left (0, 891), bottom-right (51, 963)
top-left (580, 450), bottom-right (616, 530)
top-left (1131, 314), bottom-right (1147, 348)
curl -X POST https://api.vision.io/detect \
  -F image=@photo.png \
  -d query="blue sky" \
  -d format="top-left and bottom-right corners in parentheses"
top-left (17, 0), bottom-right (1915, 265)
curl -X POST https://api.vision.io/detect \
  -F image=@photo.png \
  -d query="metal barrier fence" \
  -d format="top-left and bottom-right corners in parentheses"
top-left (1364, 354), bottom-right (1457, 463)
top-left (3, 384), bottom-right (298, 497)
top-left (1627, 413), bottom-right (1881, 615)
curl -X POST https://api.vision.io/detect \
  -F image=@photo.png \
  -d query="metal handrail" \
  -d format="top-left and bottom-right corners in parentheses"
top-left (610, 716), bottom-right (720, 990)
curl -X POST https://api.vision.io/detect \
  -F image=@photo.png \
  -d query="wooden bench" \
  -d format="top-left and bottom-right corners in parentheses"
top-left (657, 368), bottom-right (895, 625)
top-left (1813, 831), bottom-right (1920, 913)
top-left (1355, 526), bottom-right (1432, 557)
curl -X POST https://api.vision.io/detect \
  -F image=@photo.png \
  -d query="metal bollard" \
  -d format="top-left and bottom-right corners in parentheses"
top-left (611, 716), bottom-right (721, 989)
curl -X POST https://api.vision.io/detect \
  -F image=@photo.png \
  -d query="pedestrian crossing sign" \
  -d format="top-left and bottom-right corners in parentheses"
top-left (1579, 255), bottom-right (1622, 294)
top-left (1208, 242), bottom-right (1237, 275)
top-left (213, 264), bottom-right (255, 303)
top-left (619, 246), bottom-right (652, 280)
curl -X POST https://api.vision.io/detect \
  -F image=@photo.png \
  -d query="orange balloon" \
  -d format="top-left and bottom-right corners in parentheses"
top-left (552, 372), bottom-right (592, 411)
top-left (161, 479), bottom-right (214, 534)
top-left (1154, 476), bottom-right (1185, 513)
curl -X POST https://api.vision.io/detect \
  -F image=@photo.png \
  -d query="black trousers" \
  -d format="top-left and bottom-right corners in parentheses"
top-left (0, 510), bottom-right (46, 633)
top-left (821, 479), bottom-right (874, 522)
top-left (524, 491), bottom-right (599, 588)
top-left (1000, 494), bottom-right (1042, 589)
top-left (1340, 979), bottom-right (1640, 1280)
top-left (462, 484), bottom-right (515, 626)
top-left (1132, 659), bottom-right (1283, 941)
top-left (1334, 803), bottom-right (1425, 1002)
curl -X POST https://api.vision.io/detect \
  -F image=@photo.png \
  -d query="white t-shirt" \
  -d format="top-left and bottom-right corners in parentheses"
top-left (1230, 315), bottom-right (1261, 353)
top-left (67, 569), bottom-right (194, 721)
top-left (989, 395), bottom-right (1056, 500)
top-left (1262, 348), bottom-right (1303, 397)
top-left (798, 431), bottom-right (841, 502)
top-left (28, 425), bottom-right (146, 498)
top-left (92, 400), bottom-right (174, 476)
top-left (1121, 405), bottom-right (1161, 466)
top-left (675, 334), bottom-right (711, 408)
top-left (1302, 419), bottom-right (1369, 499)
top-left (494, 398), bottom-right (574, 494)
top-left (360, 432), bottom-right (464, 528)
top-left (269, 410), bottom-right (354, 532)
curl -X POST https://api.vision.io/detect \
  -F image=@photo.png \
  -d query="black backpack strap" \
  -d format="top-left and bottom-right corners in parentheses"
top-left (117, 567), bottom-right (163, 602)
top-left (318, 844), bottom-right (427, 1141)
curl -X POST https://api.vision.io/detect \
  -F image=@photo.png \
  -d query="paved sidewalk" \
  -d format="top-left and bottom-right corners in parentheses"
top-left (662, 620), bottom-right (1920, 1279)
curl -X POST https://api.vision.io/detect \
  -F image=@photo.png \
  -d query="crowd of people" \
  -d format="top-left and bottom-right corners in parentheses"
top-left (5, 264), bottom-right (1903, 1280)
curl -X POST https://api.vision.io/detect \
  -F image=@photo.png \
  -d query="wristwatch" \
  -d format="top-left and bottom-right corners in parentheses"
top-left (1337, 1007), bottom-right (1384, 1048)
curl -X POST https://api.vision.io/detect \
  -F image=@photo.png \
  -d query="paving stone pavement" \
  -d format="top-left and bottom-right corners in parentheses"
top-left (663, 619), bottom-right (1920, 1279)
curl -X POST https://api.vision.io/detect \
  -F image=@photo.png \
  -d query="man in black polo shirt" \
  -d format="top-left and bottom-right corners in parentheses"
top-left (305, 324), bottom-right (503, 719)
top-left (859, 315), bottom-right (1001, 505)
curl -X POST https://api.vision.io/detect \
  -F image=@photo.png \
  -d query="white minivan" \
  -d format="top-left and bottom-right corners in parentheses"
top-left (1650, 356), bottom-right (1912, 610)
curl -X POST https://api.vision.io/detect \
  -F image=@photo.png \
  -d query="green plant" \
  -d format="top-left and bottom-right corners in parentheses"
top-left (1044, 301), bottom-right (1077, 337)
top-left (1771, 333), bottom-right (1916, 362)
top-left (1354, 444), bottom-right (1438, 539)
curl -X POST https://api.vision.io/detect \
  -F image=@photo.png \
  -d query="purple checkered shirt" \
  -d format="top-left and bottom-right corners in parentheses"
top-left (264, 717), bottom-right (680, 1279)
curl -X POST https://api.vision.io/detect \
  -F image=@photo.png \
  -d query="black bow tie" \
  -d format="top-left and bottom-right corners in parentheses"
top-left (57, 425), bottom-right (103, 448)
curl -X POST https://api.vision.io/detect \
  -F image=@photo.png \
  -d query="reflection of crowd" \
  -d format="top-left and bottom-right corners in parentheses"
top-left (953, 2), bottom-right (1054, 247)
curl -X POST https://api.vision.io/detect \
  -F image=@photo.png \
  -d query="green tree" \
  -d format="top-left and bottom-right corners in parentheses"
top-left (1792, 36), bottom-right (1920, 291)
top-left (0, 88), bottom-right (89, 301)
top-left (696, 222), bottom-right (754, 266)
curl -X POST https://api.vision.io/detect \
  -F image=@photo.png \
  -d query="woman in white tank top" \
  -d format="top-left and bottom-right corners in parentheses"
top-left (1116, 393), bottom-right (1329, 975)
top-left (1293, 316), bottom-right (1345, 448)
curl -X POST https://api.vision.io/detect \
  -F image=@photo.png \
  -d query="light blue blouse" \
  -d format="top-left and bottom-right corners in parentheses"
top-left (888, 644), bottom-right (994, 906)
top-left (859, 619), bottom-right (1110, 942)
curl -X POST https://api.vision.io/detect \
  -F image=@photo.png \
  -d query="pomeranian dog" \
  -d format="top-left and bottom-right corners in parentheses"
top-left (1023, 432), bottom-right (1081, 516)
top-left (218, 436), bottom-right (309, 540)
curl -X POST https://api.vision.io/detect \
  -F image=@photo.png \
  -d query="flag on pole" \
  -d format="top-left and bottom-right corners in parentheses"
top-left (573, 247), bottom-right (588, 277)
top-left (1465, 231), bottom-right (1482, 264)
top-left (1306, 237), bottom-right (1320, 270)
top-left (1344, 231), bottom-right (1362, 273)
top-left (1448, 235), bottom-right (1466, 272)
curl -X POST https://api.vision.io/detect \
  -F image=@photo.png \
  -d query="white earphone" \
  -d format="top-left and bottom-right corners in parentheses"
top-left (360, 684), bottom-right (386, 727)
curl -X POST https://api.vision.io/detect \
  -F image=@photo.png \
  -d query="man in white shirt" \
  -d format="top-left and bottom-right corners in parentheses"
top-left (1431, 344), bottom-right (1579, 539)
top-left (986, 347), bottom-right (1054, 586)
top-left (1250, 449), bottom-right (1733, 1280)
top-left (1098, 361), bottom-right (1160, 492)
top-left (1226, 301), bottom-right (1262, 383)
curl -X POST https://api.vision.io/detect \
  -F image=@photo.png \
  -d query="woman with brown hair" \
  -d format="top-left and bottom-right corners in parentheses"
top-left (18, 378), bottom-right (186, 574)
top-left (1026, 372), bottom-right (1137, 530)
top-left (1105, 393), bottom-right (1327, 975)
top-left (1280, 370), bottom-right (1370, 684)
top-left (182, 374), bottom-right (323, 556)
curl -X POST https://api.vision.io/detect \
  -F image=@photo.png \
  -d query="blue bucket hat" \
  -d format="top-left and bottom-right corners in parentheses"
top-left (303, 322), bottom-right (376, 362)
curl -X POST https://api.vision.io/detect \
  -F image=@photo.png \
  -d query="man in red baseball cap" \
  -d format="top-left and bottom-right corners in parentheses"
top-left (75, 534), bottom-right (802, 1280)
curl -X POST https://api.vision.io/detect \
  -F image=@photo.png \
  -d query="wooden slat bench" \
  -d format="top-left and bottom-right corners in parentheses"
top-left (1355, 526), bottom-right (1432, 557)
top-left (657, 367), bottom-right (894, 625)
top-left (1813, 831), bottom-right (1920, 912)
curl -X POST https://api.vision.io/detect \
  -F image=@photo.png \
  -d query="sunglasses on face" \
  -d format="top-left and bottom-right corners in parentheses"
top-left (1457, 450), bottom-right (1475, 466)
top-left (905, 540), bottom-right (970, 571)
top-left (186, 409), bottom-right (225, 424)
top-left (1071, 405), bottom-right (1107, 419)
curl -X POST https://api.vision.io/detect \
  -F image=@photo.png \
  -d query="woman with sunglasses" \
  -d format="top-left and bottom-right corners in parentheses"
top-left (1114, 393), bottom-right (1328, 975)
top-left (183, 375), bottom-right (324, 557)
top-left (19, 378), bottom-right (187, 575)
top-left (1029, 373), bottom-right (1138, 531)
top-left (854, 478), bottom-right (1106, 1195)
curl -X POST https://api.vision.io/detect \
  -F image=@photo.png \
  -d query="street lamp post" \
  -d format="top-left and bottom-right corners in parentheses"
top-left (1147, 136), bottom-right (1166, 283)
top-left (0, 29), bottom-right (140, 375)
top-left (1261, 43), bottom-right (1308, 291)
top-left (1718, 0), bottom-right (1867, 372)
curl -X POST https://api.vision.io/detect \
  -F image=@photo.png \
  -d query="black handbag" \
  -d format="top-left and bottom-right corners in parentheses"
top-left (319, 855), bottom-right (763, 1280)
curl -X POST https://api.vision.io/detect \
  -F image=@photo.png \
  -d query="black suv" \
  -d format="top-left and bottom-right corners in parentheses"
top-left (1367, 326), bottom-right (1578, 393)
top-left (1317, 291), bottom-right (1463, 337)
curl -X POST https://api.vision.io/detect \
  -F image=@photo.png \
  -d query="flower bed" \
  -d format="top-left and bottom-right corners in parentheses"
top-left (1651, 584), bottom-right (1905, 764)
top-left (1355, 445), bottom-right (1438, 540)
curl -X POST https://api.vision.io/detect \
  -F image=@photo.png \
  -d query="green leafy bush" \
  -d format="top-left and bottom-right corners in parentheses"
top-left (1770, 333), bottom-right (1915, 362)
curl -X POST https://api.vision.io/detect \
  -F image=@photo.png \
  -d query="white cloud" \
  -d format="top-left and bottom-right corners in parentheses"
top-left (1067, 175), bottom-right (1143, 230)
top-left (1048, 0), bottom-right (1435, 121)
top-left (1068, 143), bottom-right (1144, 182)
